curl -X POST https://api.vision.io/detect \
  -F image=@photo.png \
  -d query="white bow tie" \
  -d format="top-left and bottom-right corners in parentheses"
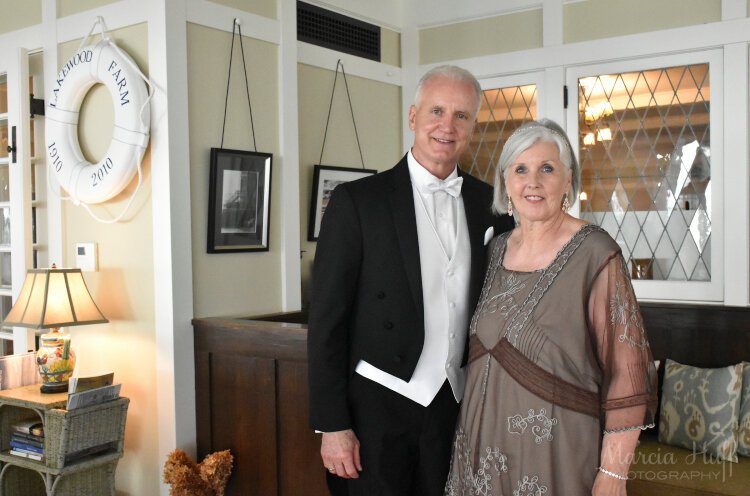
top-left (423, 176), bottom-right (463, 198)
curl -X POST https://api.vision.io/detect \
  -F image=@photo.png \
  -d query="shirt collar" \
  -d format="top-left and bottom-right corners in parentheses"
top-left (407, 150), bottom-right (459, 191)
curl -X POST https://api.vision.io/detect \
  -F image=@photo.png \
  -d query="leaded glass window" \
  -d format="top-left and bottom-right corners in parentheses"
top-left (577, 64), bottom-right (711, 281)
top-left (461, 84), bottom-right (537, 183)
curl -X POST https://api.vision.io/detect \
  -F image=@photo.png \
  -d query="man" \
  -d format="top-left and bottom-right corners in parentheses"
top-left (308, 65), bottom-right (514, 495)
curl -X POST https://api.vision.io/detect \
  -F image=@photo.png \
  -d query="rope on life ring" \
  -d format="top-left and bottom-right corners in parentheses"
top-left (45, 16), bottom-right (152, 223)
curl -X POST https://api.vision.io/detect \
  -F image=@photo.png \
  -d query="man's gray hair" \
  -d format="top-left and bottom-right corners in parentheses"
top-left (493, 118), bottom-right (580, 215)
top-left (414, 65), bottom-right (483, 115)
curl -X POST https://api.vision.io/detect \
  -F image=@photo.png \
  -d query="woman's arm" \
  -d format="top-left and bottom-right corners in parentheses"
top-left (587, 254), bottom-right (658, 495)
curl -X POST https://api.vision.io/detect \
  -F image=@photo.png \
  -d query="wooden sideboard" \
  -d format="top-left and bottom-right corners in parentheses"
top-left (193, 312), bottom-right (326, 496)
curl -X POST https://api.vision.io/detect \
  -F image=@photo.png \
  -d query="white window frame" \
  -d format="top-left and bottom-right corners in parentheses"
top-left (0, 46), bottom-right (36, 352)
top-left (565, 49), bottom-right (725, 302)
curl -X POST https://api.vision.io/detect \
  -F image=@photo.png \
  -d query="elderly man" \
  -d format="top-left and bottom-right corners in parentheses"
top-left (308, 65), bottom-right (514, 495)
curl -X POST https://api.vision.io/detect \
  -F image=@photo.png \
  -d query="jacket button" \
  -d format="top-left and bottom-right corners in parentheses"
top-left (377, 291), bottom-right (386, 299)
top-left (393, 355), bottom-right (402, 363)
top-left (384, 321), bottom-right (394, 330)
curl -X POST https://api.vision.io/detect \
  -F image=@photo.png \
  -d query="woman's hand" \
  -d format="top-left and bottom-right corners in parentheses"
top-left (592, 471), bottom-right (627, 496)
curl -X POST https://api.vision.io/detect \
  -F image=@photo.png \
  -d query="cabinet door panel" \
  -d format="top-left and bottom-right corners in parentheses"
top-left (277, 360), bottom-right (327, 495)
top-left (210, 353), bottom-right (277, 496)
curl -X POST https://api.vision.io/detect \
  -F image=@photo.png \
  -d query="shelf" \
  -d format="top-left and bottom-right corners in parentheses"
top-left (0, 385), bottom-right (128, 495)
top-left (0, 449), bottom-right (122, 476)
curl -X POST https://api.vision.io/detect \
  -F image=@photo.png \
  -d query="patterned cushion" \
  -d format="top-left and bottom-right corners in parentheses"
top-left (739, 362), bottom-right (750, 457)
top-left (658, 359), bottom-right (743, 462)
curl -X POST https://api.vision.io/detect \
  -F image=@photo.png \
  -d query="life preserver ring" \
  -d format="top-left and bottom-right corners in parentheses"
top-left (45, 39), bottom-right (150, 204)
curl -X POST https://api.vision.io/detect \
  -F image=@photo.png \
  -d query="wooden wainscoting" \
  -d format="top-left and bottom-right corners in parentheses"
top-left (193, 313), bottom-right (326, 496)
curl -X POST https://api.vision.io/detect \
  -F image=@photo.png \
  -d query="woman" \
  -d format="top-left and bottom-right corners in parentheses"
top-left (445, 119), bottom-right (657, 496)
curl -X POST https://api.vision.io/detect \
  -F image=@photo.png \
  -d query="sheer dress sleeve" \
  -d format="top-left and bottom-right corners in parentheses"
top-left (588, 253), bottom-right (658, 433)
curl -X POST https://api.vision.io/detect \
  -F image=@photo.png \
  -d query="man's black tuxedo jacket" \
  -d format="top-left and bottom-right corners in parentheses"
top-left (308, 156), bottom-right (514, 432)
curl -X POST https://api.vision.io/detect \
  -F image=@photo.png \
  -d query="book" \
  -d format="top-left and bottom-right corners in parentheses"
top-left (11, 433), bottom-right (44, 448)
top-left (9, 440), bottom-right (44, 454)
top-left (10, 432), bottom-right (44, 447)
top-left (67, 383), bottom-right (121, 410)
top-left (10, 419), bottom-right (44, 437)
top-left (9, 448), bottom-right (43, 461)
top-left (68, 372), bottom-right (114, 394)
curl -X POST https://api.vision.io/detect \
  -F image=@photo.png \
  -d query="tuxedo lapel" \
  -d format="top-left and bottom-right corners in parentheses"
top-left (386, 157), bottom-right (424, 321)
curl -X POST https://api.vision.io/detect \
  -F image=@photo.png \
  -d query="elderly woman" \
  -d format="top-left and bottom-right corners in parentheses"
top-left (445, 119), bottom-right (657, 496)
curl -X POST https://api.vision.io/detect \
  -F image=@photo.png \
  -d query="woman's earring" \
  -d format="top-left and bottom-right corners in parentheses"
top-left (507, 197), bottom-right (513, 216)
top-left (562, 194), bottom-right (570, 212)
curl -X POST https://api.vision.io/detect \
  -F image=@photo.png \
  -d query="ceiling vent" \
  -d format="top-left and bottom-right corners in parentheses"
top-left (297, 1), bottom-right (381, 62)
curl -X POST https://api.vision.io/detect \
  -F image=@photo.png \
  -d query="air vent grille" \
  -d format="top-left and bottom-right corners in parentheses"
top-left (297, 2), bottom-right (380, 62)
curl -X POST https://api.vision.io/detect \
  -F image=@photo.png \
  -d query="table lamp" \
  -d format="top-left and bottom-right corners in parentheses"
top-left (1, 266), bottom-right (108, 393)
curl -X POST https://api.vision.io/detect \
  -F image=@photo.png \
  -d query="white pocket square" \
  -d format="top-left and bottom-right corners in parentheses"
top-left (483, 227), bottom-right (494, 246)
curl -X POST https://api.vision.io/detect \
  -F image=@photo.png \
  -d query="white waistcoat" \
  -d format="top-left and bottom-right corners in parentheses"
top-left (355, 184), bottom-right (471, 405)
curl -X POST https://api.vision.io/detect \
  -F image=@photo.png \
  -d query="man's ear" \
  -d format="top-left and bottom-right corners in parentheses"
top-left (408, 105), bottom-right (416, 131)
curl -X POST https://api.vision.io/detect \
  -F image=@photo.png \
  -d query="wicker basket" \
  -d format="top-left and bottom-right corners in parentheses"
top-left (44, 398), bottom-right (129, 470)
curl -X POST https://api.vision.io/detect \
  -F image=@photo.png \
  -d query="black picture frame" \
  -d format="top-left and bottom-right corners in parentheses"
top-left (208, 148), bottom-right (272, 253)
top-left (308, 164), bottom-right (377, 241)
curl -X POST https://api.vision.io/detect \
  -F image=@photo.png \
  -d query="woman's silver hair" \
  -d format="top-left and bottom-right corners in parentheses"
top-left (493, 118), bottom-right (580, 215)
top-left (414, 65), bottom-right (483, 115)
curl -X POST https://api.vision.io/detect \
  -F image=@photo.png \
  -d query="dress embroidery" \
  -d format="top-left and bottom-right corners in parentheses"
top-left (610, 257), bottom-right (649, 349)
top-left (445, 426), bottom-right (508, 496)
top-left (512, 475), bottom-right (548, 496)
top-left (481, 272), bottom-right (524, 319)
top-left (507, 408), bottom-right (558, 444)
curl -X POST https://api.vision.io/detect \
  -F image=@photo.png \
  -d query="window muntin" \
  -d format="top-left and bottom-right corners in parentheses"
top-left (577, 63), bottom-right (711, 282)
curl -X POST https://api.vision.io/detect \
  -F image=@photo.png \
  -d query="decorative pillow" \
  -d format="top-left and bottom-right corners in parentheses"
top-left (739, 362), bottom-right (750, 457)
top-left (658, 359), bottom-right (742, 462)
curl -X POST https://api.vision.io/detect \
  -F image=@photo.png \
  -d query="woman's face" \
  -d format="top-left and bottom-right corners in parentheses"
top-left (505, 140), bottom-right (572, 224)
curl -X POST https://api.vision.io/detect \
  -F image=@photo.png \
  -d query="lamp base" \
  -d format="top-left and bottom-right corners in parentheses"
top-left (36, 329), bottom-right (76, 395)
top-left (40, 382), bottom-right (69, 394)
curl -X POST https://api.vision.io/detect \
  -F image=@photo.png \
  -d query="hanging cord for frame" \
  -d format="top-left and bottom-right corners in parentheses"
top-left (319, 59), bottom-right (365, 168)
top-left (47, 16), bottom-right (153, 224)
top-left (220, 18), bottom-right (257, 151)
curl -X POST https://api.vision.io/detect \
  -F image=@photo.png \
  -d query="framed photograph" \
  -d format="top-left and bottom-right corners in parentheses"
top-left (308, 165), bottom-right (377, 241)
top-left (208, 148), bottom-right (272, 253)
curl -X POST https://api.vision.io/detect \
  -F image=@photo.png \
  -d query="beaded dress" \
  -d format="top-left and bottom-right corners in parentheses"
top-left (445, 224), bottom-right (657, 496)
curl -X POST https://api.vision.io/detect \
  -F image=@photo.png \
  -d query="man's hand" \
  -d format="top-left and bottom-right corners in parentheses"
top-left (321, 429), bottom-right (362, 479)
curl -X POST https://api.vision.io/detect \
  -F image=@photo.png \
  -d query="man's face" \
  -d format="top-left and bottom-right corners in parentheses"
top-left (408, 76), bottom-right (478, 175)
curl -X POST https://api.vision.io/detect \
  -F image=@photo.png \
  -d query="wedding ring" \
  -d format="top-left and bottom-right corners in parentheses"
top-left (328, 467), bottom-right (336, 473)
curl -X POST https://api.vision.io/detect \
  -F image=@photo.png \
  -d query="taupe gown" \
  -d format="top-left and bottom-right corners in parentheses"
top-left (445, 224), bottom-right (657, 496)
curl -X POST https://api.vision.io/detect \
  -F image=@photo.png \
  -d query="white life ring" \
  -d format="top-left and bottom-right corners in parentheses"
top-left (45, 39), bottom-right (150, 204)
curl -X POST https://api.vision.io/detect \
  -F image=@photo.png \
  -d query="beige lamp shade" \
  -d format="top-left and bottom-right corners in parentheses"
top-left (3, 268), bottom-right (108, 329)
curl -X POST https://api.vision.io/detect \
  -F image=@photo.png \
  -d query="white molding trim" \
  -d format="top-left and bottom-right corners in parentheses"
top-left (278, 0), bottom-right (302, 311)
top-left (186, 0), bottom-right (280, 45)
top-left (723, 42), bottom-right (749, 305)
top-left (722, 0), bottom-right (747, 20)
top-left (414, 1), bottom-right (543, 29)
top-left (148, 1), bottom-right (196, 493)
top-left (0, 25), bottom-right (42, 52)
top-left (297, 41), bottom-right (402, 86)
top-left (400, 3), bottom-right (419, 154)
top-left (55, 0), bottom-right (148, 44)
top-left (42, 0), bottom-right (63, 268)
top-left (423, 16), bottom-right (750, 79)
top-left (542, 0), bottom-right (562, 47)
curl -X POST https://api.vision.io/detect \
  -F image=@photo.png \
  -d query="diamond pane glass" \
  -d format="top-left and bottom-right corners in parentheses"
top-left (460, 84), bottom-right (536, 183)
top-left (578, 63), bottom-right (710, 281)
